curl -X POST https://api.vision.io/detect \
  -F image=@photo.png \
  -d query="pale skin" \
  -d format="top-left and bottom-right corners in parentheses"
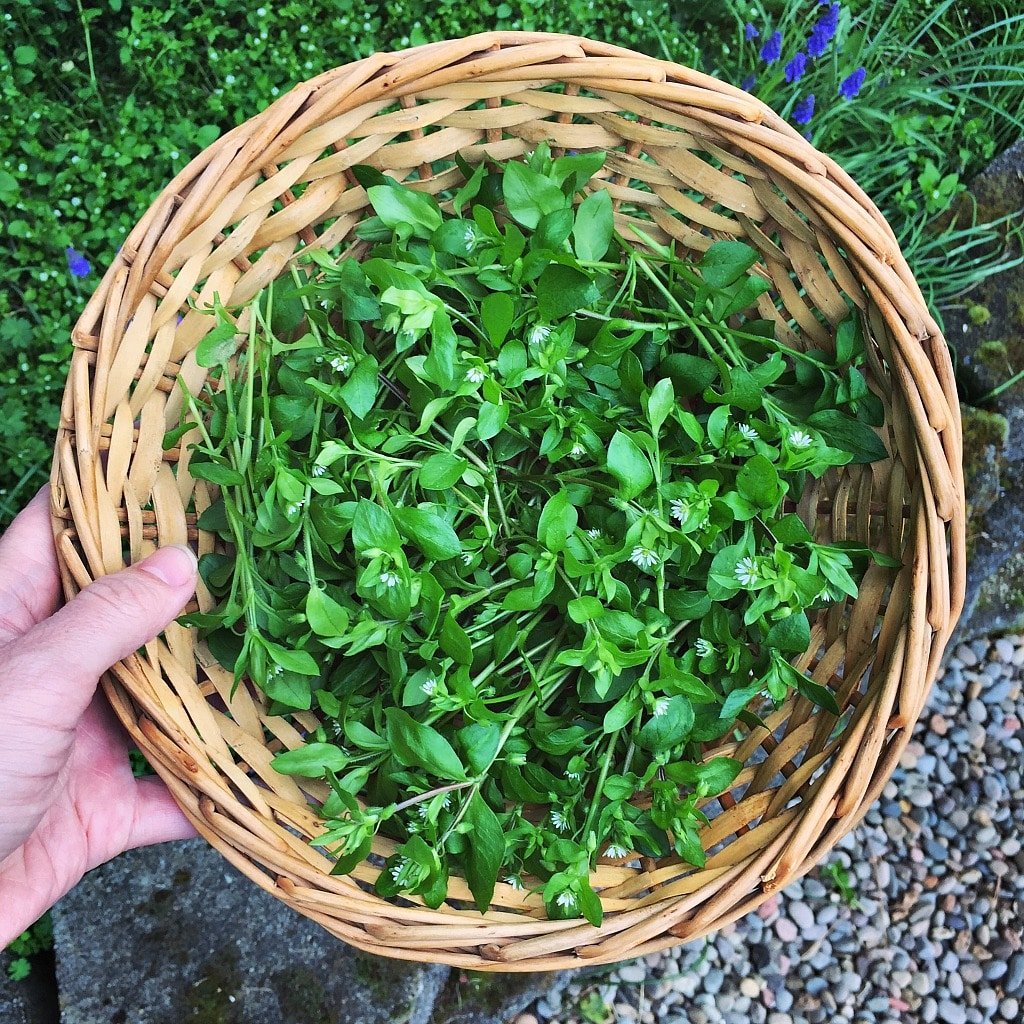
top-left (0, 488), bottom-right (200, 944)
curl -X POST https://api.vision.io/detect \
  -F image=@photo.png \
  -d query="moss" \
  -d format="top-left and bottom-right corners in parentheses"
top-left (968, 301), bottom-right (993, 327)
top-left (976, 339), bottom-right (1008, 365)
top-left (960, 404), bottom-right (1008, 560)
top-left (183, 950), bottom-right (244, 1024)
top-left (975, 551), bottom-right (1024, 620)
top-left (271, 966), bottom-right (332, 1024)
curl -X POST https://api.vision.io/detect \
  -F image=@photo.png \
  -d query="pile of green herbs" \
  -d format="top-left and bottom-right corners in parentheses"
top-left (175, 147), bottom-right (895, 924)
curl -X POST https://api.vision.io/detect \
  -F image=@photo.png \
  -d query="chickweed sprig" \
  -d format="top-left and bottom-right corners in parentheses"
top-left (173, 145), bottom-right (894, 925)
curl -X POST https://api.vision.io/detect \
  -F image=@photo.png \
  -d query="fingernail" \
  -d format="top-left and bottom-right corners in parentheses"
top-left (138, 545), bottom-right (198, 587)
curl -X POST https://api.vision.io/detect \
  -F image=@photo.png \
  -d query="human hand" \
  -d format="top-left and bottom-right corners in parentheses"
top-left (0, 488), bottom-right (199, 943)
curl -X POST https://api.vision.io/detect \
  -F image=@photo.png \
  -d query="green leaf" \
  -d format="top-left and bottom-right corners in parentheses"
top-left (606, 431), bottom-right (653, 500)
top-left (537, 490), bottom-right (578, 553)
top-left (352, 500), bottom-right (401, 554)
top-left (567, 596), bottom-right (604, 623)
top-left (339, 355), bottom-right (380, 419)
top-left (576, 881), bottom-right (604, 927)
top-left (367, 183), bottom-right (442, 237)
top-left (306, 588), bottom-right (351, 638)
top-left (638, 696), bottom-right (695, 752)
top-left (419, 452), bottom-right (468, 490)
top-left (345, 720), bottom-right (389, 751)
top-left (14, 45), bottom-right (37, 65)
top-left (806, 409), bottom-right (888, 463)
top-left (195, 320), bottom-right (239, 367)
top-left (440, 612), bottom-right (473, 665)
top-left (271, 743), bottom-right (348, 777)
top-left (536, 264), bottom-right (601, 321)
top-left (464, 793), bottom-right (506, 911)
top-left (767, 612), bottom-right (811, 653)
top-left (771, 513), bottom-right (813, 545)
top-left (502, 161), bottom-right (567, 229)
top-left (646, 377), bottom-right (675, 434)
top-left (459, 722), bottom-right (502, 776)
top-left (264, 641), bottom-right (321, 676)
top-left (835, 315), bottom-right (862, 364)
top-left (664, 756), bottom-right (742, 796)
top-left (603, 689), bottom-right (643, 733)
top-left (481, 292), bottom-right (514, 347)
top-left (189, 461), bottom-right (244, 487)
top-left (573, 188), bottom-right (614, 261)
top-left (736, 455), bottom-right (782, 509)
top-left (477, 402), bottom-right (509, 442)
top-left (384, 708), bottom-right (467, 780)
top-left (700, 240), bottom-right (759, 289)
top-left (393, 506), bottom-right (462, 560)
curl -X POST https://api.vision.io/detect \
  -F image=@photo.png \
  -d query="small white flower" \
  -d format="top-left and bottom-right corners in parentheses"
top-left (418, 804), bottom-right (430, 819)
top-left (739, 423), bottom-right (759, 442)
top-left (527, 325), bottom-right (551, 347)
top-left (329, 354), bottom-right (352, 373)
top-left (269, 664), bottom-right (284, 678)
top-left (390, 859), bottom-right (408, 881)
top-left (670, 498), bottom-right (690, 522)
top-left (556, 891), bottom-right (577, 909)
top-left (461, 552), bottom-right (474, 566)
top-left (379, 571), bottom-right (400, 588)
top-left (630, 545), bottom-right (660, 570)
top-left (441, 794), bottom-right (451, 810)
top-left (466, 366), bottom-right (486, 384)
top-left (570, 443), bottom-right (586, 458)
top-left (312, 464), bottom-right (327, 477)
top-left (567, 770), bottom-right (583, 781)
top-left (550, 810), bottom-right (569, 832)
top-left (421, 678), bottom-right (437, 695)
top-left (61, 59), bottom-right (75, 73)
top-left (735, 556), bottom-right (759, 587)
top-left (604, 845), bottom-right (630, 860)
top-left (586, 528), bottom-right (602, 540)
top-left (789, 429), bottom-right (813, 449)
top-left (653, 697), bottom-right (670, 718)
top-left (694, 638), bottom-right (714, 658)
top-left (286, 503), bottom-right (302, 517)
top-left (505, 875), bottom-right (525, 890)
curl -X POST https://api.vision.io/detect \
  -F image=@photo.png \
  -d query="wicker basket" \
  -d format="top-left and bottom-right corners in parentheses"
top-left (50, 32), bottom-right (965, 971)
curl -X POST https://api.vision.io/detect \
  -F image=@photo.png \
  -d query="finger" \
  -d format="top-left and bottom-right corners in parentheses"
top-left (0, 545), bottom-right (198, 739)
top-left (124, 777), bottom-right (199, 850)
top-left (0, 486), bottom-right (61, 645)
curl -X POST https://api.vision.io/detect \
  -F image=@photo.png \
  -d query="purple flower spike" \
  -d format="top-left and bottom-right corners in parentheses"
top-left (793, 94), bottom-right (816, 125)
top-left (741, 74), bottom-right (757, 93)
top-left (839, 67), bottom-right (867, 99)
top-left (760, 30), bottom-right (783, 64)
top-left (807, 3), bottom-right (841, 58)
top-left (784, 52), bottom-right (808, 84)
top-left (65, 246), bottom-right (91, 278)
top-left (745, 23), bottom-right (759, 41)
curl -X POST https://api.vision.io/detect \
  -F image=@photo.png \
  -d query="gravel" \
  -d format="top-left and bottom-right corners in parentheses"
top-left (521, 632), bottom-right (1024, 1024)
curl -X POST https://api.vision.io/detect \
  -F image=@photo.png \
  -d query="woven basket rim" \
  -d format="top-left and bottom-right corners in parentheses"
top-left (50, 31), bottom-right (966, 970)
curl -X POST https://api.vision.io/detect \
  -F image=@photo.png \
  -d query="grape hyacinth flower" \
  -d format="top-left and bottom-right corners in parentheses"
top-left (839, 67), bottom-right (867, 100)
top-left (65, 246), bottom-right (90, 278)
top-left (807, 3), bottom-right (840, 59)
top-left (793, 94), bottom-right (816, 125)
top-left (744, 23), bottom-right (759, 41)
top-left (760, 30), bottom-right (782, 64)
top-left (784, 52), bottom-right (807, 84)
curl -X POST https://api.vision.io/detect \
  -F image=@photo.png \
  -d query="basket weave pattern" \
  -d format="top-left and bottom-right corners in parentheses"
top-left (51, 33), bottom-right (965, 970)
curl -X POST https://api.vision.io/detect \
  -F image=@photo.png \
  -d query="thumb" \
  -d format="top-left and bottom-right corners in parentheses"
top-left (1, 545), bottom-right (197, 737)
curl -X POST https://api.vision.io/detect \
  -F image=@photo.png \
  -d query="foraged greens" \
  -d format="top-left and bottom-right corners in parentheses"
top-left (173, 145), bottom-right (893, 924)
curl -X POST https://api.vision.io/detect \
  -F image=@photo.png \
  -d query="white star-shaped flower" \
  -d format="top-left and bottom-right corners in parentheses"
top-left (550, 810), bottom-right (569, 832)
top-left (379, 571), bottom-right (400, 588)
top-left (461, 552), bottom-right (473, 566)
top-left (586, 528), bottom-right (602, 540)
top-left (670, 498), bottom-right (690, 522)
top-left (694, 638), bottom-right (714, 658)
top-left (630, 545), bottom-right (659, 570)
top-left (421, 678), bottom-right (437, 695)
top-left (570, 443), bottom-right (586, 458)
top-left (527, 325), bottom-right (551, 347)
top-left (311, 464), bottom-right (327, 477)
top-left (604, 845), bottom-right (629, 860)
top-left (505, 875), bottom-right (525, 890)
top-left (652, 697), bottom-right (670, 717)
top-left (739, 423), bottom-right (759, 442)
top-left (789, 429), bottom-right (813, 449)
top-left (556, 891), bottom-right (576, 909)
top-left (465, 366), bottom-right (486, 384)
top-left (735, 556), bottom-right (759, 587)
